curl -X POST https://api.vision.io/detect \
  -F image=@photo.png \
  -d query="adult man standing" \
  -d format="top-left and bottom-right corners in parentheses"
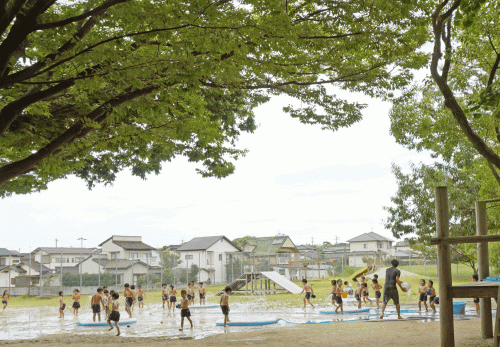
top-left (380, 259), bottom-right (407, 319)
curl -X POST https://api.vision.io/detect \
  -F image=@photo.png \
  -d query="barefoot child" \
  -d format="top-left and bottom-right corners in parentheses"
top-left (199, 282), bottom-right (206, 306)
top-left (335, 280), bottom-right (343, 314)
top-left (344, 281), bottom-right (353, 296)
top-left (130, 285), bottom-right (136, 311)
top-left (124, 283), bottom-right (134, 318)
top-left (418, 279), bottom-right (428, 312)
top-left (427, 280), bottom-right (437, 313)
top-left (2, 290), bottom-right (9, 311)
top-left (102, 289), bottom-right (111, 319)
top-left (187, 282), bottom-right (194, 306)
top-left (169, 285), bottom-right (177, 312)
top-left (353, 279), bottom-right (362, 309)
top-left (361, 283), bottom-right (372, 304)
top-left (91, 287), bottom-right (104, 322)
top-left (137, 285), bottom-right (145, 308)
top-left (220, 286), bottom-right (231, 327)
top-left (72, 289), bottom-right (80, 316)
top-left (58, 291), bottom-right (66, 318)
top-left (107, 292), bottom-right (121, 336)
top-left (472, 274), bottom-right (480, 314)
top-left (300, 279), bottom-right (315, 308)
top-left (179, 289), bottom-right (193, 331)
top-left (371, 279), bottom-right (383, 309)
top-left (162, 283), bottom-right (168, 309)
top-left (330, 280), bottom-right (338, 307)
top-left (380, 259), bottom-right (406, 320)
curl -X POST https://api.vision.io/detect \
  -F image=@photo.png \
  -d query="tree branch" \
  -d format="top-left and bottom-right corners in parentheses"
top-left (0, 0), bottom-right (27, 37)
top-left (487, 161), bottom-right (500, 186)
top-left (35, 0), bottom-right (130, 30)
top-left (488, 54), bottom-right (500, 88)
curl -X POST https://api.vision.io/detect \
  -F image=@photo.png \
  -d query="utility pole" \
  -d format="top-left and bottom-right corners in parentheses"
top-left (311, 237), bottom-right (314, 246)
top-left (55, 238), bottom-right (58, 248)
top-left (77, 236), bottom-right (87, 248)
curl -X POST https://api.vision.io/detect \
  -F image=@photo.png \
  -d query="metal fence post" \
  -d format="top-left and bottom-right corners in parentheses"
top-left (60, 249), bottom-right (63, 292)
top-left (147, 253), bottom-right (149, 290)
top-left (40, 250), bottom-right (43, 298)
top-left (98, 249), bottom-right (101, 287)
top-left (79, 251), bottom-right (82, 288)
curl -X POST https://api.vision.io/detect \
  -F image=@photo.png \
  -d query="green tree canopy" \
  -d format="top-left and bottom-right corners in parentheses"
top-left (0, 0), bottom-right (430, 197)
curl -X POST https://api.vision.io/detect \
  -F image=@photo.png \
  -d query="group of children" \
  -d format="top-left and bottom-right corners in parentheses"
top-left (161, 281), bottom-right (207, 311)
top-left (417, 279), bottom-right (437, 313)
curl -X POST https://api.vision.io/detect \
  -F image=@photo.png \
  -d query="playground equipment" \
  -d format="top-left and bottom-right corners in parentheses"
top-left (431, 186), bottom-right (500, 347)
top-left (217, 271), bottom-right (302, 295)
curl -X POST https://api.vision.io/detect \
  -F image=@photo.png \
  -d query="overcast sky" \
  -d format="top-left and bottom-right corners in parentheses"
top-left (1, 88), bottom-right (432, 253)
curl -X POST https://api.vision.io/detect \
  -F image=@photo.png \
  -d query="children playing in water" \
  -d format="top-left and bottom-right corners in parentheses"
top-left (137, 285), bottom-right (145, 308)
top-left (91, 287), bottom-right (104, 322)
top-left (380, 259), bottom-right (407, 320)
top-left (187, 282), bottom-right (195, 306)
top-left (130, 285), bottom-right (136, 311)
top-left (427, 280), bottom-right (437, 313)
top-left (371, 279), bottom-right (383, 309)
top-left (330, 280), bottom-right (338, 307)
top-left (418, 279), bottom-right (428, 312)
top-left (2, 290), bottom-right (9, 311)
top-left (179, 289), bottom-right (193, 331)
top-left (344, 281), bottom-right (353, 296)
top-left (124, 283), bottom-right (134, 318)
top-left (199, 282), bottom-right (206, 306)
top-left (169, 285), bottom-right (177, 312)
top-left (300, 279), bottom-right (315, 309)
top-left (335, 280), bottom-right (343, 314)
top-left (103, 289), bottom-right (110, 319)
top-left (361, 283), bottom-right (372, 304)
top-left (472, 274), bottom-right (480, 314)
top-left (353, 278), bottom-right (362, 309)
top-left (58, 291), bottom-right (65, 318)
top-left (220, 286), bottom-right (231, 327)
top-left (162, 283), bottom-right (168, 309)
top-left (107, 292), bottom-right (121, 336)
top-left (72, 289), bottom-right (80, 316)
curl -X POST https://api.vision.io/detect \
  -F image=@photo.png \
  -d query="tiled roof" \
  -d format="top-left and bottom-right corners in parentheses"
top-left (32, 247), bottom-right (95, 255)
top-left (0, 248), bottom-right (23, 257)
top-left (102, 260), bottom-right (148, 270)
top-left (20, 256), bottom-right (51, 272)
top-left (0, 265), bottom-right (26, 274)
top-left (395, 241), bottom-right (408, 247)
top-left (244, 236), bottom-right (298, 254)
top-left (112, 241), bottom-right (155, 251)
top-left (176, 236), bottom-right (241, 252)
top-left (346, 232), bottom-right (394, 243)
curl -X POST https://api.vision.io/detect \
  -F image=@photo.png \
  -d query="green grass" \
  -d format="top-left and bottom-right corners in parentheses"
top-left (399, 264), bottom-right (474, 279)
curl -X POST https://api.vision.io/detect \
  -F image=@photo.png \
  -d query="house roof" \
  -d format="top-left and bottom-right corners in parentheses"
top-left (395, 241), bottom-right (409, 247)
top-left (297, 245), bottom-right (315, 251)
top-left (243, 236), bottom-right (298, 254)
top-left (0, 265), bottom-right (26, 274)
top-left (20, 256), bottom-right (51, 272)
top-left (102, 259), bottom-right (148, 270)
top-left (176, 236), bottom-right (241, 252)
top-left (32, 247), bottom-right (95, 255)
top-left (346, 232), bottom-right (394, 243)
top-left (0, 248), bottom-right (23, 257)
top-left (112, 241), bottom-right (155, 251)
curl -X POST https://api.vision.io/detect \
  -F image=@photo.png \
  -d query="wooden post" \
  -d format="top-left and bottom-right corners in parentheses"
top-left (246, 274), bottom-right (248, 295)
top-left (260, 277), bottom-right (262, 295)
top-left (251, 273), bottom-right (254, 294)
top-left (435, 186), bottom-right (454, 347)
top-left (476, 200), bottom-right (493, 338)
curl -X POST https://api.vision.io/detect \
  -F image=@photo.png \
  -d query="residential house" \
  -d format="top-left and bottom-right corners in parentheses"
top-left (346, 232), bottom-right (394, 267)
top-left (176, 236), bottom-right (241, 284)
top-left (0, 250), bottom-right (50, 287)
top-left (99, 235), bottom-right (160, 266)
top-left (31, 247), bottom-right (95, 270)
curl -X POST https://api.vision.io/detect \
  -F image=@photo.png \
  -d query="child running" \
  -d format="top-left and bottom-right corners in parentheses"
top-left (2, 290), bottom-right (9, 311)
top-left (124, 283), bottom-right (134, 318)
top-left (130, 284), bottom-right (136, 311)
top-left (103, 289), bottom-right (110, 319)
top-left (179, 289), bottom-right (193, 331)
top-left (472, 274), bottom-right (480, 314)
top-left (91, 287), bottom-right (104, 322)
top-left (220, 286), bottom-right (232, 327)
top-left (427, 280), bottom-right (437, 313)
top-left (162, 283), bottom-right (168, 309)
top-left (187, 282), bottom-right (194, 306)
top-left (169, 285), bottom-right (177, 312)
top-left (361, 283), bottom-right (372, 304)
top-left (418, 279), bottom-right (428, 312)
top-left (330, 280), bottom-right (338, 307)
top-left (72, 289), bottom-right (80, 316)
top-left (335, 280), bottom-right (343, 314)
top-left (371, 279), bottom-right (383, 309)
top-left (58, 291), bottom-right (65, 318)
top-left (199, 282), bottom-right (206, 306)
top-left (107, 292), bottom-right (121, 336)
top-left (137, 285), bottom-right (145, 308)
top-left (300, 279), bottom-right (315, 309)
top-left (353, 278), bottom-right (362, 309)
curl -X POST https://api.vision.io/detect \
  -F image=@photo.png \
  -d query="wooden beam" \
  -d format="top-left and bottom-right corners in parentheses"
top-left (451, 286), bottom-right (498, 299)
top-left (430, 234), bottom-right (500, 245)
top-left (481, 198), bottom-right (500, 203)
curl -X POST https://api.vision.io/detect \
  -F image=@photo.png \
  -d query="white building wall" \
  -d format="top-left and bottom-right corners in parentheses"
top-left (349, 241), bottom-right (378, 252)
top-left (100, 241), bottom-right (124, 258)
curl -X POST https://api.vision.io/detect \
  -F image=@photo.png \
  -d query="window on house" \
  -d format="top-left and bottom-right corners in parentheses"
top-left (219, 254), bottom-right (222, 261)
top-left (379, 243), bottom-right (383, 248)
top-left (243, 246), bottom-right (250, 252)
top-left (72, 258), bottom-right (75, 262)
top-left (66, 258), bottom-right (70, 263)
top-left (185, 255), bottom-right (193, 260)
top-left (364, 244), bottom-right (367, 249)
top-left (111, 252), bottom-right (119, 260)
top-left (12, 259), bottom-right (20, 264)
top-left (131, 253), bottom-right (138, 259)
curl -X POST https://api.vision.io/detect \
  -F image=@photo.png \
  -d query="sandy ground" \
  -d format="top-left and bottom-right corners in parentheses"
top-left (0, 317), bottom-right (493, 347)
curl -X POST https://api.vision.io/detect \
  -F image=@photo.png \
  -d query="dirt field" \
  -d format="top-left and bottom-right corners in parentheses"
top-left (0, 317), bottom-right (492, 347)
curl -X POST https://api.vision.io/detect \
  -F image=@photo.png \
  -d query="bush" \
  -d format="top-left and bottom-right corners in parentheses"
top-left (61, 273), bottom-right (118, 286)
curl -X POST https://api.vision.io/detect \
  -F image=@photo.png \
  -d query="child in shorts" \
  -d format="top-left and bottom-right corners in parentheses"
top-left (418, 279), bottom-right (428, 312)
top-left (335, 280), bottom-right (343, 314)
top-left (344, 281), bottom-right (353, 296)
top-left (300, 279), bottom-right (315, 309)
top-left (2, 290), bottom-right (10, 311)
top-left (199, 282), bottom-right (206, 306)
top-left (72, 289), bottom-right (80, 316)
top-left (427, 280), bottom-right (437, 313)
top-left (162, 283), bottom-right (168, 309)
top-left (179, 289), bottom-right (193, 331)
top-left (58, 291), bottom-right (65, 318)
top-left (137, 285), bottom-right (145, 308)
top-left (169, 285), bottom-right (177, 312)
top-left (371, 279), bottom-right (383, 309)
top-left (472, 274), bottom-right (480, 314)
top-left (353, 278), bottom-right (362, 308)
top-left (220, 286), bottom-right (231, 327)
top-left (330, 280), bottom-right (338, 307)
top-left (107, 292), bottom-right (121, 336)
top-left (124, 283), bottom-right (134, 318)
top-left (361, 282), bottom-right (372, 304)
top-left (91, 287), bottom-right (104, 322)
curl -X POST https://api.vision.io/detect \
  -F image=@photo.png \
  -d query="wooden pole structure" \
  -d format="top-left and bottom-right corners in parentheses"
top-left (476, 201), bottom-right (493, 338)
top-left (435, 186), bottom-right (454, 347)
